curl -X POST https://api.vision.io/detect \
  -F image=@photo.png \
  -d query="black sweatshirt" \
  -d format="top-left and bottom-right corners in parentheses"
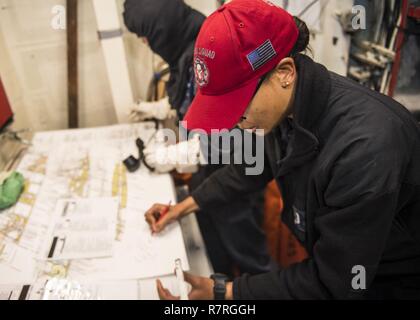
top-left (191, 55), bottom-right (420, 299)
top-left (123, 0), bottom-right (205, 110)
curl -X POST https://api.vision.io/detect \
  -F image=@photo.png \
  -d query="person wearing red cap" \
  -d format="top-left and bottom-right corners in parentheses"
top-left (124, 0), bottom-right (272, 278)
top-left (146, 0), bottom-right (420, 300)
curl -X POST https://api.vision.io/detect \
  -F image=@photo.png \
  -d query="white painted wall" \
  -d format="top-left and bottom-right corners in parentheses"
top-left (0, 0), bottom-right (352, 132)
top-left (0, 0), bottom-right (155, 131)
top-left (186, 0), bottom-right (217, 16)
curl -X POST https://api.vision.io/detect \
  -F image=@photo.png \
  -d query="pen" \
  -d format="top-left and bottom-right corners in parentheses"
top-left (156, 200), bottom-right (172, 224)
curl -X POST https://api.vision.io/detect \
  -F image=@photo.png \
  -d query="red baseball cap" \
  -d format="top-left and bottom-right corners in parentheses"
top-left (184, 0), bottom-right (299, 133)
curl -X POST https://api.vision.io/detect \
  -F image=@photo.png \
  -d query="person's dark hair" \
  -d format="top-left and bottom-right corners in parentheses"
top-left (290, 16), bottom-right (311, 57)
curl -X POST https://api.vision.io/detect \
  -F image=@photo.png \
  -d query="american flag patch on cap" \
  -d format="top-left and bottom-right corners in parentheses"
top-left (246, 40), bottom-right (277, 71)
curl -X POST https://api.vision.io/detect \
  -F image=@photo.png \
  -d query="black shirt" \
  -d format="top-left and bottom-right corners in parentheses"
top-left (191, 55), bottom-right (420, 299)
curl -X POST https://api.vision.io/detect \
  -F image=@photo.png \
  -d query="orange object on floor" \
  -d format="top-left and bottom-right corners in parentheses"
top-left (264, 180), bottom-right (308, 268)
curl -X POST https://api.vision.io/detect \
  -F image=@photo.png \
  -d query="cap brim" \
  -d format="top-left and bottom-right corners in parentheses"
top-left (184, 78), bottom-right (259, 133)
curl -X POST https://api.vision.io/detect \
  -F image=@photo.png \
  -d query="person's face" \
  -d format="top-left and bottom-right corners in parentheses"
top-left (238, 58), bottom-right (297, 135)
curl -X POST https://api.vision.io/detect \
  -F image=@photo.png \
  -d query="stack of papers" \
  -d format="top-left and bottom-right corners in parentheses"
top-left (0, 124), bottom-right (190, 299)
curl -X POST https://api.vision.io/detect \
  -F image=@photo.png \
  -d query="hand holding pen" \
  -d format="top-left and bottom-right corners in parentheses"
top-left (144, 196), bottom-right (200, 234)
top-left (145, 201), bottom-right (175, 234)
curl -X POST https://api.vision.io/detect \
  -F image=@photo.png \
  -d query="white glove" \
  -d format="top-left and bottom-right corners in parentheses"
top-left (129, 97), bottom-right (172, 122)
top-left (143, 135), bottom-right (204, 174)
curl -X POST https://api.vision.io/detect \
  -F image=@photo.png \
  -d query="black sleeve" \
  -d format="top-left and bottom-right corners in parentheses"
top-left (233, 124), bottom-right (411, 299)
top-left (191, 152), bottom-right (274, 211)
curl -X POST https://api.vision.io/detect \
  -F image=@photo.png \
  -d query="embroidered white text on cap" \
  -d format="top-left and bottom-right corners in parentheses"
top-left (195, 47), bottom-right (216, 59)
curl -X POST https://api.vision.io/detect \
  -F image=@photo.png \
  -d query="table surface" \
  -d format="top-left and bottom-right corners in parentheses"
top-left (0, 127), bottom-right (213, 299)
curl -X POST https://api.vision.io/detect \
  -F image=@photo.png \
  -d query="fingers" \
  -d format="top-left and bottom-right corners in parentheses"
top-left (183, 273), bottom-right (215, 300)
top-left (156, 279), bottom-right (179, 300)
top-left (157, 272), bottom-right (213, 300)
top-left (154, 207), bottom-right (177, 233)
top-left (144, 204), bottom-right (167, 233)
top-left (183, 272), bottom-right (200, 287)
top-left (144, 204), bottom-right (177, 233)
top-left (144, 213), bottom-right (156, 233)
top-left (183, 272), bottom-right (201, 300)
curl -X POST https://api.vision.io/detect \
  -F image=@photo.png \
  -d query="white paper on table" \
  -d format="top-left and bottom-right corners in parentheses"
top-left (5, 244), bottom-right (37, 273)
top-left (0, 278), bottom-right (139, 300)
top-left (65, 169), bottom-right (190, 281)
top-left (138, 274), bottom-right (192, 300)
top-left (31, 122), bottom-right (157, 149)
top-left (94, 281), bottom-right (139, 300)
top-left (138, 275), bottom-right (177, 300)
top-left (33, 278), bottom-right (139, 300)
top-left (67, 210), bottom-right (190, 281)
top-left (40, 198), bottom-right (119, 261)
top-left (1, 123), bottom-right (189, 288)
top-left (0, 284), bottom-right (33, 300)
top-left (0, 241), bottom-right (38, 285)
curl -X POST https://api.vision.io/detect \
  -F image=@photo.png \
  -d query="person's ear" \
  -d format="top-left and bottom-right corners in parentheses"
top-left (271, 57), bottom-right (296, 89)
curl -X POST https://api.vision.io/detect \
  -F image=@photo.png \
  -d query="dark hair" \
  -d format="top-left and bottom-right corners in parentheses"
top-left (290, 16), bottom-right (311, 56)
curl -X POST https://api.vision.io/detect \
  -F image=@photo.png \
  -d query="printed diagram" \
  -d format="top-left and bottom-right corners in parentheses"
top-left (0, 153), bottom-right (46, 244)
top-left (40, 261), bottom-right (71, 279)
top-left (68, 156), bottom-right (90, 197)
top-left (112, 163), bottom-right (127, 241)
top-left (0, 123), bottom-right (182, 283)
